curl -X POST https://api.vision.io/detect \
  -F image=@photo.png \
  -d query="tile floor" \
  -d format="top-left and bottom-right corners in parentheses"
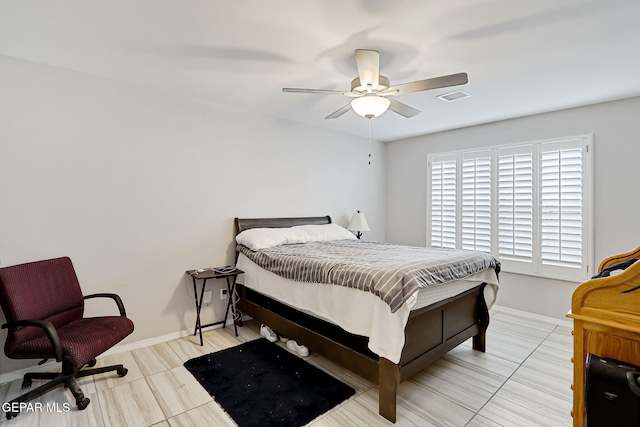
top-left (0, 306), bottom-right (574, 426)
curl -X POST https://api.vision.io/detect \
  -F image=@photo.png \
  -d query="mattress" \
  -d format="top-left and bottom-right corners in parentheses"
top-left (236, 253), bottom-right (499, 363)
top-left (237, 239), bottom-right (499, 313)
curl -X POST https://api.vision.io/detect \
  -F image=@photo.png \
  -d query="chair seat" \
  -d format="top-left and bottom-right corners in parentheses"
top-left (10, 316), bottom-right (134, 368)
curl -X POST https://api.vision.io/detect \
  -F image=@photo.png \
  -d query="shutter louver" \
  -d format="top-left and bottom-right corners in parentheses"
top-left (430, 158), bottom-right (457, 248)
top-left (540, 146), bottom-right (583, 268)
top-left (498, 150), bottom-right (533, 261)
top-left (461, 155), bottom-right (491, 252)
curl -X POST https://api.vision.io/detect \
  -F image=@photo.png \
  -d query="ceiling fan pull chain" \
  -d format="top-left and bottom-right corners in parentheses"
top-left (368, 119), bottom-right (372, 165)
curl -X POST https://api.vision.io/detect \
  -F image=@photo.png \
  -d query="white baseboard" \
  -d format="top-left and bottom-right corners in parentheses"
top-left (0, 323), bottom-right (228, 386)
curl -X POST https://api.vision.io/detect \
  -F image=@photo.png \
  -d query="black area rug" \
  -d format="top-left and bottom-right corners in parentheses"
top-left (184, 338), bottom-right (355, 427)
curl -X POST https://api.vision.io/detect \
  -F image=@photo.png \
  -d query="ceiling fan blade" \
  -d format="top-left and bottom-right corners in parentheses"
top-left (388, 98), bottom-right (420, 118)
top-left (355, 49), bottom-right (380, 89)
top-left (283, 88), bottom-right (358, 96)
top-left (325, 104), bottom-right (353, 119)
top-left (380, 72), bottom-right (468, 96)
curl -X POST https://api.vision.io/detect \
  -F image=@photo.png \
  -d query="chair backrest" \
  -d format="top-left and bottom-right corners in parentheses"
top-left (0, 257), bottom-right (85, 349)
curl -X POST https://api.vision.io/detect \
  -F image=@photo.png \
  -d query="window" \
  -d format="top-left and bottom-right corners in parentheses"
top-left (427, 135), bottom-right (593, 282)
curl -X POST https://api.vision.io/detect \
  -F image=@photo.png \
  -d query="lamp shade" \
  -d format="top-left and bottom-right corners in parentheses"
top-left (350, 95), bottom-right (390, 118)
top-left (348, 211), bottom-right (370, 232)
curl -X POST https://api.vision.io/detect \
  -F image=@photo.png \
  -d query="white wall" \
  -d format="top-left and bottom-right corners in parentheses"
top-left (385, 96), bottom-right (640, 320)
top-left (0, 55), bottom-right (386, 375)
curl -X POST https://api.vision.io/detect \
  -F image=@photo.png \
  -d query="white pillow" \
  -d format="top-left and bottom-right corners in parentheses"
top-left (236, 227), bottom-right (309, 251)
top-left (292, 224), bottom-right (357, 242)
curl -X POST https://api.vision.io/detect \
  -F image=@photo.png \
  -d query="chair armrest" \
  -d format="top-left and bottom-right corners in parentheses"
top-left (84, 293), bottom-right (127, 317)
top-left (1, 320), bottom-right (63, 362)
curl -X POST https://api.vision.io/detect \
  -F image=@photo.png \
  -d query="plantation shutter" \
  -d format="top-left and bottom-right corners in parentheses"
top-left (461, 151), bottom-right (492, 252)
top-left (497, 146), bottom-right (534, 269)
top-left (426, 134), bottom-right (591, 281)
top-left (429, 154), bottom-right (457, 248)
top-left (540, 139), bottom-right (584, 270)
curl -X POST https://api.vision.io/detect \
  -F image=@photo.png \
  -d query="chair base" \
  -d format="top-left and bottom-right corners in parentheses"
top-left (4, 359), bottom-right (128, 420)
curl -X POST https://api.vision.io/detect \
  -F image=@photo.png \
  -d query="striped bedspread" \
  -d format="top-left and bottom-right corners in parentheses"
top-left (237, 240), bottom-right (500, 313)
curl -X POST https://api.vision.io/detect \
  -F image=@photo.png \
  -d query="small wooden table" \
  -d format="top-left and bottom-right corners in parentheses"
top-left (187, 267), bottom-right (243, 346)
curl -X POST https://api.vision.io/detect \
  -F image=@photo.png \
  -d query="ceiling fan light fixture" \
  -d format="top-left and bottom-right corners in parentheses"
top-left (350, 95), bottom-right (391, 119)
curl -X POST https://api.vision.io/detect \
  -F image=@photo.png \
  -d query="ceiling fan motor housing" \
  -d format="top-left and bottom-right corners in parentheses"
top-left (351, 76), bottom-right (390, 93)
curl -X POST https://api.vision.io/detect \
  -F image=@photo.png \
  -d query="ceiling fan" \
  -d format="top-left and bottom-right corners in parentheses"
top-left (283, 49), bottom-right (468, 120)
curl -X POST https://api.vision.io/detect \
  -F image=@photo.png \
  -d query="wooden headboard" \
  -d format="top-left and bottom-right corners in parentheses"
top-left (234, 216), bottom-right (332, 236)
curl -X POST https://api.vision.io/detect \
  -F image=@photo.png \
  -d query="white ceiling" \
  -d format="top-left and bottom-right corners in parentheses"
top-left (2, 0), bottom-right (640, 142)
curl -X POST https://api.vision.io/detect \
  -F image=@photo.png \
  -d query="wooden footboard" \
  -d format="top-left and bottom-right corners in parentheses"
top-left (236, 283), bottom-right (489, 423)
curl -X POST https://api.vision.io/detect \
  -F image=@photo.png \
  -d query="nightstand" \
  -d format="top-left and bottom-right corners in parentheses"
top-left (186, 267), bottom-right (243, 346)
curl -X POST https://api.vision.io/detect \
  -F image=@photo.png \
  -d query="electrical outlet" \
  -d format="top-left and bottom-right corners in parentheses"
top-left (203, 291), bottom-right (213, 304)
top-left (220, 289), bottom-right (228, 300)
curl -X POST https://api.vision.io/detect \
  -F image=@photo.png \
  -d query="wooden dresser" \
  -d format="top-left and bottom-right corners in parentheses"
top-left (567, 246), bottom-right (640, 426)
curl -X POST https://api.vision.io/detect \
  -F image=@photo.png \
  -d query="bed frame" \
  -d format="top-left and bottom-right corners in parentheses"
top-left (233, 216), bottom-right (490, 423)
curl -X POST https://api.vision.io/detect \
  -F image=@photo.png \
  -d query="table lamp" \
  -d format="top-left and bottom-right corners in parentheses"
top-left (348, 210), bottom-right (370, 239)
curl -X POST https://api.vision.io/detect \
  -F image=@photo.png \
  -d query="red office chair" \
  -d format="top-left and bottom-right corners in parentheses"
top-left (0, 257), bottom-right (134, 420)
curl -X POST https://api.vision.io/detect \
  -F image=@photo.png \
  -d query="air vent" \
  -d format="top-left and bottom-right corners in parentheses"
top-left (437, 90), bottom-right (471, 102)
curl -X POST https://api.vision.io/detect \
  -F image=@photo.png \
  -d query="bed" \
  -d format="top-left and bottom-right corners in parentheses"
top-left (233, 216), bottom-right (500, 423)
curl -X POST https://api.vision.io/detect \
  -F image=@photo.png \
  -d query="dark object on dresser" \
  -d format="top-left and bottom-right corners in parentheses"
top-left (586, 354), bottom-right (640, 427)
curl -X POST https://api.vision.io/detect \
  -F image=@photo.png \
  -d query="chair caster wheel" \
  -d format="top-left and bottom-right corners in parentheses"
top-left (117, 367), bottom-right (128, 377)
top-left (77, 397), bottom-right (90, 410)
top-left (21, 379), bottom-right (32, 389)
top-left (87, 359), bottom-right (97, 367)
